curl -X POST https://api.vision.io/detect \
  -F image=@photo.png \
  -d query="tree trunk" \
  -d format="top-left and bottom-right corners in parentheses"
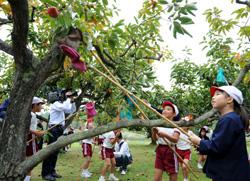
top-left (0, 70), bottom-right (37, 179)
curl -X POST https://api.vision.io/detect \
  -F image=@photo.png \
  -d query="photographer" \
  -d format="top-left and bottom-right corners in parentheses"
top-left (41, 89), bottom-right (76, 181)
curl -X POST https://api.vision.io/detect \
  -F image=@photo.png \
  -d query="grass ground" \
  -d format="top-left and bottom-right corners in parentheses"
top-left (32, 131), bottom-right (250, 181)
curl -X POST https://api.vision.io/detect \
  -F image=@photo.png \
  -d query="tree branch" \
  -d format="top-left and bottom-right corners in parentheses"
top-left (103, 49), bottom-right (115, 63)
top-left (93, 44), bottom-right (116, 69)
top-left (8, 0), bottom-right (31, 70)
top-left (0, 39), bottom-right (13, 56)
top-left (43, 72), bottom-right (65, 85)
top-left (136, 53), bottom-right (163, 61)
top-left (15, 118), bottom-right (198, 175)
top-left (236, 0), bottom-right (250, 7)
top-left (120, 40), bottom-right (136, 57)
top-left (0, 18), bottom-right (12, 26)
top-left (233, 62), bottom-right (250, 86)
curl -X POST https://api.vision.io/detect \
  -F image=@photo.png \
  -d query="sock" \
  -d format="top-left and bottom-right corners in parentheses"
top-left (24, 176), bottom-right (31, 181)
top-left (82, 169), bottom-right (87, 172)
top-left (184, 178), bottom-right (188, 181)
top-left (99, 175), bottom-right (105, 179)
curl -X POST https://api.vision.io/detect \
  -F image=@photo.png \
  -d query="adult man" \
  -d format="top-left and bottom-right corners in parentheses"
top-left (41, 90), bottom-right (76, 181)
top-left (114, 133), bottom-right (132, 175)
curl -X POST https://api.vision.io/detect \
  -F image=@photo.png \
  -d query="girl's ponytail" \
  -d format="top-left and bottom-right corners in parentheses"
top-left (234, 100), bottom-right (250, 130)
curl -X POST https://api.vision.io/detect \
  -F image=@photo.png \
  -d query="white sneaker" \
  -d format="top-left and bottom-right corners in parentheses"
top-left (121, 170), bottom-right (126, 175)
top-left (81, 171), bottom-right (91, 178)
top-left (197, 163), bottom-right (203, 169)
top-left (86, 170), bottom-right (92, 176)
top-left (108, 174), bottom-right (119, 181)
top-left (98, 176), bottom-right (106, 181)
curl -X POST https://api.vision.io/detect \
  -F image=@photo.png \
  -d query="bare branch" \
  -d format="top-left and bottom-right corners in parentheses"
top-left (93, 44), bottom-right (116, 69)
top-left (0, 18), bottom-right (12, 26)
top-left (236, 0), bottom-right (250, 7)
top-left (120, 40), bottom-right (136, 57)
top-left (233, 62), bottom-right (250, 86)
top-left (103, 49), bottom-right (115, 62)
top-left (15, 118), bottom-right (195, 174)
top-left (0, 39), bottom-right (13, 56)
top-left (43, 72), bottom-right (65, 85)
top-left (8, 0), bottom-right (31, 69)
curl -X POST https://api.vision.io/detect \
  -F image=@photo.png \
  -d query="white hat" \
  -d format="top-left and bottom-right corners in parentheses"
top-left (210, 86), bottom-right (243, 105)
top-left (32, 97), bottom-right (44, 105)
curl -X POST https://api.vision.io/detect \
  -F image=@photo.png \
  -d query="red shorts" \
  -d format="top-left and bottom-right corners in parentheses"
top-left (97, 138), bottom-right (104, 145)
top-left (155, 145), bottom-right (178, 174)
top-left (82, 143), bottom-right (92, 157)
top-left (26, 133), bottom-right (38, 156)
top-left (101, 146), bottom-right (114, 160)
top-left (176, 148), bottom-right (191, 162)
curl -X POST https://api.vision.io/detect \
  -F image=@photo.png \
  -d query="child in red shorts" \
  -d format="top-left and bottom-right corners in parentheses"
top-left (98, 130), bottom-right (121, 181)
top-left (81, 122), bottom-right (95, 178)
top-left (152, 101), bottom-right (180, 181)
top-left (24, 97), bottom-right (45, 181)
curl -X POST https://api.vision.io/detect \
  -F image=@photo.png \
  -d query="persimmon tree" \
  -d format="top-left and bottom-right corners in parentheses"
top-left (0, 0), bottom-right (249, 180)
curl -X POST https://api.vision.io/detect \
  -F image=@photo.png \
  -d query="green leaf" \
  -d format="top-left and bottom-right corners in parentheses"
top-left (178, 16), bottom-right (194, 24)
top-left (158, 0), bottom-right (168, 4)
top-left (173, 21), bottom-right (184, 35)
top-left (40, 0), bottom-right (58, 6)
top-left (167, 5), bottom-right (173, 12)
top-left (102, 0), bottom-right (108, 6)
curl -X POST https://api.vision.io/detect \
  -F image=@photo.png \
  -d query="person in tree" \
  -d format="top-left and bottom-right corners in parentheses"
top-left (98, 130), bottom-right (121, 181)
top-left (189, 86), bottom-right (250, 181)
top-left (152, 101), bottom-right (180, 181)
top-left (24, 97), bottom-right (45, 181)
top-left (197, 126), bottom-right (210, 169)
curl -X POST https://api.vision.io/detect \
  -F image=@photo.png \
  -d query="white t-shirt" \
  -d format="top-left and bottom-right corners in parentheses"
top-left (176, 130), bottom-right (192, 150)
top-left (114, 140), bottom-right (131, 157)
top-left (156, 127), bottom-right (180, 145)
top-left (30, 112), bottom-right (37, 131)
top-left (102, 131), bottom-right (115, 148)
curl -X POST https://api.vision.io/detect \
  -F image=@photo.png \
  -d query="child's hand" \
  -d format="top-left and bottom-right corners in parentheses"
top-left (152, 127), bottom-right (159, 133)
top-left (188, 132), bottom-right (201, 145)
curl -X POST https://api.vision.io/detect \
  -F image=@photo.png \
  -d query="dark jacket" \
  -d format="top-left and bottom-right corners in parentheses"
top-left (199, 112), bottom-right (250, 181)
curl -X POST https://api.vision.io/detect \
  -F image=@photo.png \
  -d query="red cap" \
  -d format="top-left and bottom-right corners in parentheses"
top-left (162, 101), bottom-right (179, 115)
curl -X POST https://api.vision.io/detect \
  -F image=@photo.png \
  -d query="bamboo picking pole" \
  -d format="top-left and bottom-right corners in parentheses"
top-left (92, 53), bottom-right (198, 179)
top-left (89, 65), bottom-right (189, 137)
top-left (91, 51), bottom-right (150, 121)
top-left (162, 137), bottom-right (198, 179)
top-left (26, 112), bottom-right (78, 144)
top-left (92, 52), bottom-right (193, 145)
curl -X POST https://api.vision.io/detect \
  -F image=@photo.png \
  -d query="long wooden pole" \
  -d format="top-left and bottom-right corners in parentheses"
top-left (26, 112), bottom-right (77, 144)
top-left (91, 52), bottom-right (198, 179)
top-left (89, 65), bottom-right (189, 137)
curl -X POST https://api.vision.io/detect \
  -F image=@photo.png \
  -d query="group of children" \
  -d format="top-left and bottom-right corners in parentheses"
top-left (151, 85), bottom-right (250, 181)
top-left (24, 85), bottom-right (250, 181)
top-left (80, 120), bottom-right (130, 181)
